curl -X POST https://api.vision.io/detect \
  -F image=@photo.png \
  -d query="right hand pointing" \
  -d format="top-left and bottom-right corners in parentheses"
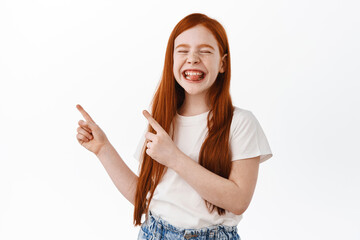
top-left (76, 104), bottom-right (110, 156)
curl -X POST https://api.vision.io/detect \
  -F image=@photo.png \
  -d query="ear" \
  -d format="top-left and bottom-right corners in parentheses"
top-left (219, 53), bottom-right (228, 73)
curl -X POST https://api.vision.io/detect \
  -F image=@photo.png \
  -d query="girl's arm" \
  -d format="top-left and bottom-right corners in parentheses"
top-left (96, 143), bottom-right (138, 206)
top-left (171, 152), bottom-right (260, 215)
top-left (142, 109), bottom-right (260, 215)
top-left (76, 104), bottom-right (138, 206)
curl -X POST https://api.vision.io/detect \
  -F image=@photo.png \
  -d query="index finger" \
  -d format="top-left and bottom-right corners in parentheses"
top-left (143, 110), bottom-right (164, 133)
top-left (76, 104), bottom-right (96, 124)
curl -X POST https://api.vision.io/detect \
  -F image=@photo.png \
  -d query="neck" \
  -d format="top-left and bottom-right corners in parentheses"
top-left (178, 92), bottom-right (210, 116)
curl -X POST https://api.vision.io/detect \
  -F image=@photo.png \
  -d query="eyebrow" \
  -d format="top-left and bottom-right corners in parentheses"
top-left (175, 44), bottom-right (215, 50)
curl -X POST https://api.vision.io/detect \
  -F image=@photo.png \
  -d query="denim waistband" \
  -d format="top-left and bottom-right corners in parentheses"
top-left (145, 210), bottom-right (238, 238)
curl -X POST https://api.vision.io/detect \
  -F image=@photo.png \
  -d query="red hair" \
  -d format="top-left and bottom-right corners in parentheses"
top-left (133, 13), bottom-right (234, 226)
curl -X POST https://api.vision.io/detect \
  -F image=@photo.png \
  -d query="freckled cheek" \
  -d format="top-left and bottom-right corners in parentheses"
top-left (173, 65), bottom-right (181, 80)
top-left (172, 63), bottom-right (178, 75)
top-left (173, 60), bottom-right (182, 76)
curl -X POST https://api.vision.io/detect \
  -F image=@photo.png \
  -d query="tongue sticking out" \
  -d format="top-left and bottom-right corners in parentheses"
top-left (185, 71), bottom-right (205, 81)
top-left (189, 74), bottom-right (202, 81)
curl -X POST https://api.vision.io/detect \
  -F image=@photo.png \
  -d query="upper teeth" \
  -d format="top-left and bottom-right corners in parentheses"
top-left (185, 71), bottom-right (203, 75)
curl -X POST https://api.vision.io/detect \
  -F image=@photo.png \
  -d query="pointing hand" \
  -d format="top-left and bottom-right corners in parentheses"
top-left (76, 104), bottom-right (110, 156)
top-left (143, 110), bottom-right (183, 168)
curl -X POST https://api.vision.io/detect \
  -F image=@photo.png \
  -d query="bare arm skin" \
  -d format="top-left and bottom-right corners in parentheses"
top-left (96, 143), bottom-right (138, 206)
top-left (172, 153), bottom-right (260, 215)
top-left (142, 109), bottom-right (260, 215)
top-left (76, 104), bottom-right (137, 205)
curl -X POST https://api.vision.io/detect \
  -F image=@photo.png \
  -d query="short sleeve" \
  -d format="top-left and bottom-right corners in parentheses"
top-left (230, 109), bottom-right (273, 163)
top-left (133, 127), bottom-right (147, 163)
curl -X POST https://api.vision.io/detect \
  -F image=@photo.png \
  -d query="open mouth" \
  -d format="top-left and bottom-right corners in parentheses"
top-left (182, 70), bottom-right (206, 81)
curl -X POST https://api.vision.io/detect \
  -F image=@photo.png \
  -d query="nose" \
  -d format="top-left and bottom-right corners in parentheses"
top-left (187, 52), bottom-right (200, 64)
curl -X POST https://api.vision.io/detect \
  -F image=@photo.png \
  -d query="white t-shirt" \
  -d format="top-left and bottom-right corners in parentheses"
top-left (133, 106), bottom-right (273, 229)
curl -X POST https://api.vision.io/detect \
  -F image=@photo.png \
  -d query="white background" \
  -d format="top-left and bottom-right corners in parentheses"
top-left (1, 0), bottom-right (359, 239)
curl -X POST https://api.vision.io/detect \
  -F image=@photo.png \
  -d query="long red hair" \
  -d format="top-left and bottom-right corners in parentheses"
top-left (133, 13), bottom-right (234, 226)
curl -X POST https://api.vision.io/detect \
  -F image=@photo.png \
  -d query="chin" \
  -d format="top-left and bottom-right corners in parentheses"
top-left (183, 88), bottom-right (206, 96)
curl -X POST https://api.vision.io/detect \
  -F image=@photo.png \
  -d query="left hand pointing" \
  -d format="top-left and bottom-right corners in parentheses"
top-left (142, 110), bottom-right (182, 168)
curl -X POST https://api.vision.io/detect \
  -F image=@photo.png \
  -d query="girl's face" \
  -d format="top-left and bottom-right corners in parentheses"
top-left (173, 25), bottom-right (227, 98)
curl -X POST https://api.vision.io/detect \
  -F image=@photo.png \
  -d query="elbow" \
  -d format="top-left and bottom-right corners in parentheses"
top-left (231, 207), bottom-right (246, 215)
top-left (230, 203), bottom-right (249, 215)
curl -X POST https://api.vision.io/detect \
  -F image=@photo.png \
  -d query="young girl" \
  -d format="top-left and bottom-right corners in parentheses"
top-left (76, 13), bottom-right (272, 240)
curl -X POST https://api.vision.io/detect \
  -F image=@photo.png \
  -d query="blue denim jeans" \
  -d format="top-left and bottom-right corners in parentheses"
top-left (137, 211), bottom-right (241, 240)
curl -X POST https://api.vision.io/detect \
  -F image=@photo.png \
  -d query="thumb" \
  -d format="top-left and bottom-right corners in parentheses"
top-left (79, 120), bottom-right (95, 131)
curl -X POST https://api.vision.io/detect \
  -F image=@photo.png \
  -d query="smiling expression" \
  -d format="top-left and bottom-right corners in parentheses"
top-left (173, 25), bottom-right (227, 97)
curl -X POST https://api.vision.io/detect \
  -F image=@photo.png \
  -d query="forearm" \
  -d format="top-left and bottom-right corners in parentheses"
top-left (96, 143), bottom-right (138, 206)
top-left (172, 153), bottom-right (245, 215)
